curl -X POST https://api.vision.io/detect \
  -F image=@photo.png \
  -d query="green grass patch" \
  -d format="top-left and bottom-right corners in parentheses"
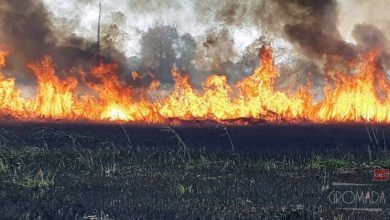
top-left (310, 156), bottom-right (349, 170)
top-left (18, 176), bottom-right (54, 189)
top-left (0, 160), bottom-right (8, 173)
top-left (372, 157), bottom-right (390, 168)
top-left (176, 184), bottom-right (193, 194)
top-left (0, 147), bottom-right (46, 163)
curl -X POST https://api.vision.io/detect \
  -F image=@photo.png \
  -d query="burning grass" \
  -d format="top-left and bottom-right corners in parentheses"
top-left (1, 45), bottom-right (390, 124)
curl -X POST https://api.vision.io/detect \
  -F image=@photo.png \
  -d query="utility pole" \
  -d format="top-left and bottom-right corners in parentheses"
top-left (96, 1), bottom-right (102, 64)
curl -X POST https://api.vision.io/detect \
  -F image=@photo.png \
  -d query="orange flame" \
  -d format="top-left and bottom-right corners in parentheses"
top-left (0, 44), bottom-right (389, 124)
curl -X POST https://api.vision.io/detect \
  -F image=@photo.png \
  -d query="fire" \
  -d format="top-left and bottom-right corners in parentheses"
top-left (28, 56), bottom-right (78, 119)
top-left (315, 50), bottom-right (390, 122)
top-left (0, 43), bottom-right (389, 124)
top-left (106, 105), bottom-right (129, 121)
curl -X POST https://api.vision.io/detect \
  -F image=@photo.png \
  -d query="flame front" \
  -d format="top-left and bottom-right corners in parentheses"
top-left (0, 45), bottom-right (389, 124)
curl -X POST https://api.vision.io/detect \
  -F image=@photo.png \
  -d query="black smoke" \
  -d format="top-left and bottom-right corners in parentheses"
top-left (0, 0), bottom-right (128, 86)
top-left (0, 0), bottom-right (389, 92)
top-left (0, 0), bottom-right (57, 83)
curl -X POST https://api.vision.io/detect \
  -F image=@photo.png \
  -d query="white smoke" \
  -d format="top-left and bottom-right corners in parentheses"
top-left (338, 0), bottom-right (390, 44)
top-left (41, 0), bottom-right (273, 60)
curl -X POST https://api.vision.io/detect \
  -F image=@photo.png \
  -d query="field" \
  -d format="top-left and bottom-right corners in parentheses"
top-left (0, 122), bottom-right (389, 219)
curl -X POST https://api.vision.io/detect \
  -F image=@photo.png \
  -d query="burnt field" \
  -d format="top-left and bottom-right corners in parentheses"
top-left (1, 121), bottom-right (389, 154)
top-left (0, 122), bottom-right (389, 219)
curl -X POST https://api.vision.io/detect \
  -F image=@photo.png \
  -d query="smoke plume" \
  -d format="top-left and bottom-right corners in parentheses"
top-left (0, 0), bottom-right (389, 92)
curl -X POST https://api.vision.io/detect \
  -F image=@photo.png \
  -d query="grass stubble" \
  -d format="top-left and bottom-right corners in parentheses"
top-left (0, 125), bottom-right (388, 219)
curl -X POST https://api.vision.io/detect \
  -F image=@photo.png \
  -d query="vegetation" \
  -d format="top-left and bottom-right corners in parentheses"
top-left (0, 125), bottom-right (388, 219)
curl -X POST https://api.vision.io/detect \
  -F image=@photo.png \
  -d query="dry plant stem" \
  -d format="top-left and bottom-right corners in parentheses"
top-left (223, 126), bottom-right (235, 156)
top-left (119, 123), bottom-right (133, 147)
top-left (163, 126), bottom-right (188, 160)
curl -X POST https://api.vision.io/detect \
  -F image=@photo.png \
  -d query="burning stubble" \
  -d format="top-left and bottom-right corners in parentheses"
top-left (0, 0), bottom-right (390, 123)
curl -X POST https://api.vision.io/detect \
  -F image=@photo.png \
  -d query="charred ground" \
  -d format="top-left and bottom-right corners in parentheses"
top-left (0, 123), bottom-right (389, 219)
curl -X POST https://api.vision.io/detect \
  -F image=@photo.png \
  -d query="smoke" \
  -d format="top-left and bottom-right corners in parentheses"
top-left (0, 1), bottom-right (94, 85)
top-left (280, 0), bottom-right (355, 59)
top-left (0, 0), bottom-right (389, 92)
top-left (352, 24), bottom-right (390, 68)
top-left (0, 0), bottom-right (56, 83)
